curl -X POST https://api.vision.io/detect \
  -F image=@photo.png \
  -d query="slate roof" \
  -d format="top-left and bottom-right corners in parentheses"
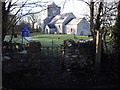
top-left (47, 24), bottom-right (56, 29)
top-left (44, 16), bottom-right (54, 23)
top-left (67, 18), bottom-right (83, 25)
top-left (49, 15), bottom-right (61, 24)
top-left (49, 12), bottom-right (75, 24)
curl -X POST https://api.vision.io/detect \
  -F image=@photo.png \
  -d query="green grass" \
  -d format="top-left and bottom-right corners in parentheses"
top-left (4, 33), bottom-right (114, 52)
top-left (30, 33), bottom-right (90, 47)
top-left (4, 35), bottom-right (28, 44)
top-left (4, 33), bottom-right (92, 47)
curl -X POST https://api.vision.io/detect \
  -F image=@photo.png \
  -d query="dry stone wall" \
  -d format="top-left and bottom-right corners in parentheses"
top-left (62, 39), bottom-right (95, 71)
top-left (27, 40), bottom-right (41, 60)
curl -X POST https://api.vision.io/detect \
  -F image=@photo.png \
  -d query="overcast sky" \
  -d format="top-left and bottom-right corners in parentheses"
top-left (10, 0), bottom-right (91, 18)
top-left (10, 0), bottom-right (119, 19)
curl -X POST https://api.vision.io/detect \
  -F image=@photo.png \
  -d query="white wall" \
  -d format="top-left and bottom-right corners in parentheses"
top-left (66, 18), bottom-right (91, 35)
top-left (55, 24), bottom-right (63, 34)
top-left (77, 19), bottom-right (91, 35)
top-left (45, 25), bottom-right (50, 34)
top-left (66, 25), bottom-right (77, 35)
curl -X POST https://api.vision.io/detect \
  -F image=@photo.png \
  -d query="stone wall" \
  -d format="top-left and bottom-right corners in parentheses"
top-left (27, 40), bottom-right (41, 60)
top-left (62, 39), bottom-right (95, 72)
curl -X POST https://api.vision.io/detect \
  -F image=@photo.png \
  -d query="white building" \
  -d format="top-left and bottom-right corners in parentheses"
top-left (45, 13), bottom-right (75, 34)
top-left (43, 2), bottom-right (91, 35)
top-left (66, 18), bottom-right (91, 35)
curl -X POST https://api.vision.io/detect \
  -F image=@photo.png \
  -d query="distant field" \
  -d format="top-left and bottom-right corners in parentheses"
top-left (30, 33), bottom-right (91, 47)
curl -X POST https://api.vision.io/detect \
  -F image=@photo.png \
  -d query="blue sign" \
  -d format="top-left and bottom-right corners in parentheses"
top-left (22, 27), bottom-right (30, 37)
top-left (22, 31), bottom-right (29, 37)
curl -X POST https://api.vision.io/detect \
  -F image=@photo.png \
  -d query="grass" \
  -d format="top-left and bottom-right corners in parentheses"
top-left (4, 33), bottom-right (89, 47)
top-left (4, 33), bottom-right (114, 52)
top-left (4, 35), bottom-right (28, 44)
top-left (30, 33), bottom-right (90, 47)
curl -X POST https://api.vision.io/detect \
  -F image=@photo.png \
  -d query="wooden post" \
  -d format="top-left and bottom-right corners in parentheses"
top-left (95, 30), bottom-right (102, 74)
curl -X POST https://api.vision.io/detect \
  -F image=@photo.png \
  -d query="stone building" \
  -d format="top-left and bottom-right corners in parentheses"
top-left (66, 18), bottom-right (91, 35)
top-left (45, 13), bottom-right (75, 34)
top-left (43, 2), bottom-right (91, 35)
top-left (42, 2), bottom-right (61, 33)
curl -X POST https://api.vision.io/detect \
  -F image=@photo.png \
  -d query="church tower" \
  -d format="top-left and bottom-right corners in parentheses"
top-left (47, 2), bottom-right (61, 17)
top-left (42, 2), bottom-right (61, 32)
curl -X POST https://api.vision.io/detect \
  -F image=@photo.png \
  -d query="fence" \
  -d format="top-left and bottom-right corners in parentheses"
top-left (2, 45), bottom-right (64, 74)
top-left (29, 46), bottom-right (64, 73)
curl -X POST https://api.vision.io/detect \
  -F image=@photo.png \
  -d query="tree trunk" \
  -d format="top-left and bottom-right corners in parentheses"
top-left (90, 1), bottom-right (95, 41)
top-left (95, 30), bottom-right (102, 74)
top-left (32, 22), bottom-right (35, 32)
top-left (103, 29), bottom-right (108, 53)
top-left (2, 2), bottom-right (10, 42)
top-left (95, 2), bottom-right (103, 74)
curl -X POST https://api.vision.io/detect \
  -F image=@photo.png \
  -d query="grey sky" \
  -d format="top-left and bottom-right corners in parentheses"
top-left (10, 0), bottom-right (119, 20)
top-left (10, 0), bottom-right (90, 18)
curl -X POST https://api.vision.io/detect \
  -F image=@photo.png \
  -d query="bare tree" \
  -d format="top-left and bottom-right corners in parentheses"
top-left (90, 0), bottom-right (95, 40)
top-left (78, 0), bottom-right (118, 40)
top-left (2, 0), bottom-right (50, 43)
top-left (78, 0), bottom-right (118, 74)
top-left (27, 13), bottom-right (41, 32)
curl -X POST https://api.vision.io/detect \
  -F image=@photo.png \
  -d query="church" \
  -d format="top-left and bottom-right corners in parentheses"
top-left (42, 2), bottom-right (91, 35)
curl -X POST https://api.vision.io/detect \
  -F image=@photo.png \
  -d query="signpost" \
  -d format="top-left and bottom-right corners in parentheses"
top-left (21, 26), bottom-right (30, 44)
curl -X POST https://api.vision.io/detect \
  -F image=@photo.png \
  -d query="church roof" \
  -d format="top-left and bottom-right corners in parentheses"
top-left (47, 24), bottom-right (56, 29)
top-left (49, 12), bottom-right (75, 24)
top-left (67, 18), bottom-right (86, 25)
